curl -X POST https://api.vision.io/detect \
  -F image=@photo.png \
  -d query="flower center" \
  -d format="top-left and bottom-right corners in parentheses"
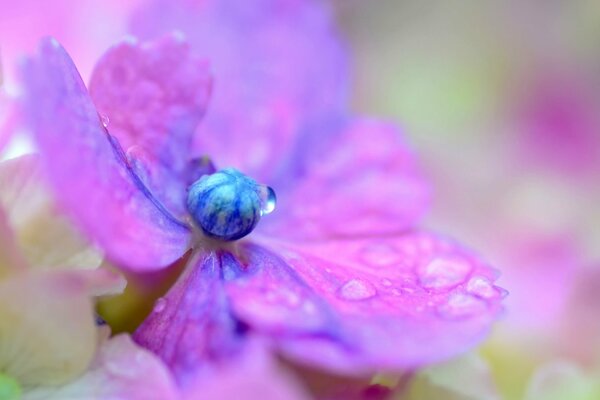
top-left (186, 168), bottom-right (276, 241)
top-left (0, 372), bottom-right (21, 400)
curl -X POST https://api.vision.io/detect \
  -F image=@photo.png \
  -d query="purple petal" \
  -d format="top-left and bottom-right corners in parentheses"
top-left (261, 119), bottom-right (430, 240)
top-left (131, 0), bottom-right (349, 182)
top-left (134, 252), bottom-right (245, 387)
top-left (20, 38), bottom-right (191, 271)
top-left (183, 339), bottom-right (310, 400)
top-left (89, 34), bottom-right (212, 216)
top-left (137, 231), bottom-right (504, 378)
top-left (228, 233), bottom-right (503, 374)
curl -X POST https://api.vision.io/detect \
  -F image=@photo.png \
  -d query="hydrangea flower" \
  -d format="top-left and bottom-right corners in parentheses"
top-left (0, 159), bottom-right (307, 400)
top-left (18, 0), bottom-right (505, 391)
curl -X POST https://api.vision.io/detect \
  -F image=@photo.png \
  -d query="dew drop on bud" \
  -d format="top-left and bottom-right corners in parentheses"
top-left (258, 185), bottom-right (277, 216)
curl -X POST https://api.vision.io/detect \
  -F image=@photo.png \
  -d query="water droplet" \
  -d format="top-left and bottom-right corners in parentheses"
top-left (437, 293), bottom-right (487, 319)
top-left (381, 278), bottom-right (393, 287)
top-left (361, 243), bottom-right (402, 266)
top-left (258, 185), bottom-right (276, 216)
top-left (337, 278), bottom-right (377, 301)
top-left (100, 114), bottom-right (110, 128)
top-left (153, 298), bottom-right (167, 313)
top-left (466, 277), bottom-right (498, 299)
top-left (417, 256), bottom-right (472, 290)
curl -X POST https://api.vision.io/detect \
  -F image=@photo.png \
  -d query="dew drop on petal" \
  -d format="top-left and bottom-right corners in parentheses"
top-left (437, 293), bottom-right (487, 319)
top-left (100, 114), bottom-right (110, 128)
top-left (381, 278), bottom-right (393, 287)
top-left (466, 277), bottom-right (498, 299)
top-left (258, 185), bottom-right (277, 216)
top-left (417, 256), bottom-right (472, 290)
top-left (360, 243), bottom-right (402, 266)
top-left (337, 278), bottom-right (377, 301)
top-left (153, 298), bottom-right (167, 313)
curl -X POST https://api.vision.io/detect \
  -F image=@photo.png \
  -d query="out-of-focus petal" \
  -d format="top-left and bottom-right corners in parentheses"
top-left (131, 0), bottom-right (349, 182)
top-left (523, 362), bottom-right (600, 400)
top-left (0, 207), bottom-right (27, 276)
top-left (261, 119), bottom-right (430, 240)
top-left (515, 70), bottom-right (600, 177)
top-left (227, 234), bottom-right (503, 374)
top-left (0, 155), bottom-right (102, 269)
top-left (20, 38), bottom-right (191, 271)
top-left (89, 35), bottom-right (212, 216)
top-left (183, 339), bottom-right (310, 400)
top-left (402, 353), bottom-right (500, 400)
top-left (0, 91), bottom-right (15, 151)
top-left (0, 271), bottom-right (96, 386)
top-left (134, 252), bottom-right (245, 387)
top-left (24, 334), bottom-right (179, 400)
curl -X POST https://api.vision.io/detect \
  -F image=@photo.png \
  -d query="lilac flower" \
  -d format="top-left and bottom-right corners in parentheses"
top-left (18, 0), bottom-right (504, 390)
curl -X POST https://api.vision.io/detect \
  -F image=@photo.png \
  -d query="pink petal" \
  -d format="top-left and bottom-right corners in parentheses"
top-left (25, 334), bottom-right (179, 400)
top-left (20, 38), bottom-right (191, 271)
top-left (134, 252), bottom-right (245, 387)
top-left (136, 232), bottom-right (504, 378)
top-left (183, 339), bottom-right (310, 400)
top-left (227, 233), bottom-right (503, 374)
top-left (261, 119), bottom-right (430, 240)
top-left (131, 0), bottom-right (349, 182)
top-left (89, 35), bottom-right (212, 216)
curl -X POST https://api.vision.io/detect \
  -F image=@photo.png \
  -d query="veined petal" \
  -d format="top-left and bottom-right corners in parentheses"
top-left (136, 232), bottom-right (504, 378)
top-left (20, 38), bottom-right (191, 271)
top-left (131, 0), bottom-right (349, 182)
top-left (135, 255), bottom-right (310, 398)
top-left (261, 119), bottom-right (430, 240)
top-left (89, 34), bottom-right (212, 216)
top-left (228, 233), bottom-right (503, 374)
top-left (0, 155), bottom-right (102, 269)
top-left (134, 252), bottom-right (245, 387)
top-left (0, 271), bottom-right (96, 387)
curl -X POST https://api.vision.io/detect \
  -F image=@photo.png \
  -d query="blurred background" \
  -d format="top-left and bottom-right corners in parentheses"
top-left (334, 2), bottom-right (600, 399)
top-left (2, 1), bottom-right (600, 399)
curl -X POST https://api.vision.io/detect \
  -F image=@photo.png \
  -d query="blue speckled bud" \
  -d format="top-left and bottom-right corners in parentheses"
top-left (186, 168), bottom-right (276, 241)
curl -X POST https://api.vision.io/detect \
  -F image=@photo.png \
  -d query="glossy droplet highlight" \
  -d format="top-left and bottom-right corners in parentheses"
top-left (418, 256), bottom-right (472, 290)
top-left (337, 278), bottom-right (377, 301)
top-left (437, 293), bottom-right (487, 319)
top-left (153, 298), bottom-right (167, 313)
top-left (258, 185), bottom-right (277, 216)
top-left (466, 277), bottom-right (499, 299)
top-left (100, 114), bottom-right (110, 128)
